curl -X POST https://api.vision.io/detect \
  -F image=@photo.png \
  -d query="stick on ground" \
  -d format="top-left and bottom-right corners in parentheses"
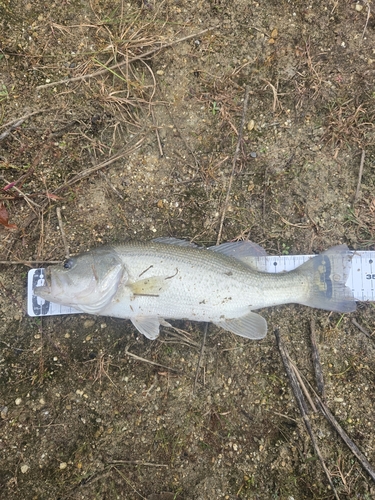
top-left (56, 207), bottom-right (69, 258)
top-left (274, 328), bottom-right (341, 500)
top-left (310, 318), bottom-right (325, 398)
top-left (352, 318), bottom-right (373, 340)
top-left (54, 138), bottom-right (145, 193)
top-left (316, 396), bottom-right (375, 483)
top-left (124, 345), bottom-right (180, 373)
top-left (193, 322), bottom-right (208, 394)
top-left (354, 149), bottom-right (366, 204)
top-left (0, 260), bottom-right (61, 265)
top-left (0, 109), bottom-right (48, 138)
top-left (216, 85), bottom-right (250, 245)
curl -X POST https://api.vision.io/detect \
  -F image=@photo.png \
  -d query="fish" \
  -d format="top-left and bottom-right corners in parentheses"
top-left (33, 238), bottom-right (356, 340)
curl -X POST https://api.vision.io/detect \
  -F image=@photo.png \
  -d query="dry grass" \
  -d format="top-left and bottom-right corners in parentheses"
top-left (323, 100), bottom-right (370, 152)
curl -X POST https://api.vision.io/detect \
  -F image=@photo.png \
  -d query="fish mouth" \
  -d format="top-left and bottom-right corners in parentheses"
top-left (33, 268), bottom-right (54, 300)
top-left (33, 285), bottom-right (52, 300)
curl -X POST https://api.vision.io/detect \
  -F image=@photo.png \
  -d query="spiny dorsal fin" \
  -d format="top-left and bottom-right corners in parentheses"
top-left (209, 241), bottom-right (268, 271)
top-left (152, 237), bottom-right (199, 248)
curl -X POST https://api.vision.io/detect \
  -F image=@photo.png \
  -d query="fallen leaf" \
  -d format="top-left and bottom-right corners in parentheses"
top-left (46, 192), bottom-right (63, 201)
top-left (0, 203), bottom-right (17, 229)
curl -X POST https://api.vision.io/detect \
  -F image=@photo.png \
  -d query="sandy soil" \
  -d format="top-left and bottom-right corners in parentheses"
top-left (1, 0), bottom-right (375, 498)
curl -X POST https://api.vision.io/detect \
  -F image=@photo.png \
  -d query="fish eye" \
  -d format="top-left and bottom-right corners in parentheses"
top-left (63, 258), bottom-right (74, 270)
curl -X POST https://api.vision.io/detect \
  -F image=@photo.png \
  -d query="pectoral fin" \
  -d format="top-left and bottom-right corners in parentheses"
top-left (215, 312), bottom-right (267, 339)
top-left (129, 276), bottom-right (169, 297)
top-left (131, 316), bottom-right (161, 339)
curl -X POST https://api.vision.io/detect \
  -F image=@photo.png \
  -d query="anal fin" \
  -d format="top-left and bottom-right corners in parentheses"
top-left (215, 311), bottom-right (267, 340)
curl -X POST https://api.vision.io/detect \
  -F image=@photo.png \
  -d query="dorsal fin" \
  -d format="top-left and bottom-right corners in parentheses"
top-left (152, 237), bottom-right (199, 248)
top-left (209, 240), bottom-right (268, 258)
top-left (209, 241), bottom-right (268, 271)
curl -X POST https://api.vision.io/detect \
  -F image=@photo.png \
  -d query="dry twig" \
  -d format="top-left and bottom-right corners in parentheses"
top-left (193, 322), bottom-right (208, 394)
top-left (0, 260), bottom-right (60, 265)
top-left (316, 396), bottom-right (375, 483)
top-left (124, 345), bottom-right (180, 373)
top-left (274, 328), bottom-right (341, 500)
top-left (362, 2), bottom-right (372, 40)
top-left (0, 109), bottom-right (48, 139)
top-left (161, 325), bottom-right (202, 349)
top-left (108, 460), bottom-right (168, 468)
top-left (216, 85), bottom-right (250, 244)
top-left (56, 207), bottom-right (69, 258)
top-left (113, 466), bottom-right (147, 500)
top-left (310, 318), bottom-right (325, 398)
top-left (271, 208), bottom-right (310, 228)
top-left (351, 318), bottom-right (373, 340)
top-left (1, 176), bottom-right (41, 211)
top-left (151, 107), bottom-right (163, 157)
top-left (99, 171), bottom-right (125, 200)
top-left (261, 78), bottom-right (282, 113)
top-left (354, 149), bottom-right (366, 205)
top-left (288, 358), bottom-right (318, 413)
top-left (54, 137), bottom-right (145, 193)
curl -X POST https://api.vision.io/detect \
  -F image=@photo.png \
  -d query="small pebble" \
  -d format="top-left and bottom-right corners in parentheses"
top-left (84, 319), bottom-right (95, 329)
top-left (20, 464), bottom-right (29, 474)
top-left (59, 462), bottom-right (67, 470)
top-left (15, 398), bottom-right (22, 406)
top-left (247, 119), bottom-right (255, 131)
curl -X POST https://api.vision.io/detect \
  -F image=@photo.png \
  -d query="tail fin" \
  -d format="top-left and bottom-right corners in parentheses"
top-left (298, 245), bottom-right (356, 313)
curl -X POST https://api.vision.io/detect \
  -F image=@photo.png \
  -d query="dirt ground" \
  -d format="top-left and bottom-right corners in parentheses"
top-left (1, 0), bottom-right (375, 499)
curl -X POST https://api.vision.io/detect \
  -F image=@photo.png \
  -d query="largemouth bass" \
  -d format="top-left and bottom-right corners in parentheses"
top-left (33, 238), bottom-right (356, 340)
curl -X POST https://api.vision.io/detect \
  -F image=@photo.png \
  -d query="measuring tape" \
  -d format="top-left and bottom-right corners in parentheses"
top-left (27, 251), bottom-right (375, 317)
